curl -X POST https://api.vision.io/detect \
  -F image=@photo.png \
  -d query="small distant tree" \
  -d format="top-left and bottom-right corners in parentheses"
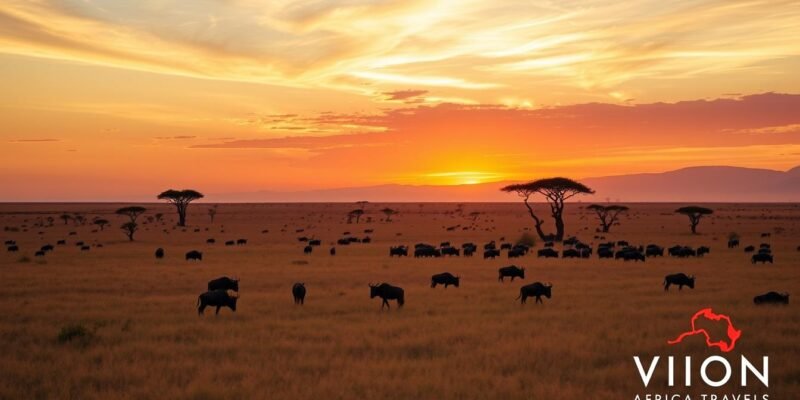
top-left (348, 209), bottom-right (365, 224)
top-left (381, 208), bottom-right (397, 222)
top-left (93, 218), bottom-right (109, 231)
top-left (120, 222), bottom-right (138, 241)
top-left (73, 214), bottom-right (86, 226)
top-left (587, 204), bottom-right (629, 233)
top-left (60, 213), bottom-right (71, 225)
top-left (46, 216), bottom-right (54, 227)
top-left (157, 189), bottom-right (204, 227)
top-left (208, 205), bottom-right (218, 223)
top-left (501, 177), bottom-right (594, 242)
top-left (116, 206), bottom-right (146, 224)
top-left (155, 213), bottom-right (164, 223)
top-left (469, 211), bottom-right (481, 221)
top-left (676, 206), bottom-right (713, 234)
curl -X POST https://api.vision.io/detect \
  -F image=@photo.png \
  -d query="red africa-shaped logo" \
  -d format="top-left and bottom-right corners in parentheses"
top-left (667, 308), bottom-right (742, 352)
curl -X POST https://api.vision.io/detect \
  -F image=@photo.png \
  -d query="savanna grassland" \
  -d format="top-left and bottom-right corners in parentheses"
top-left (0, 203), bottom-right (798, 400)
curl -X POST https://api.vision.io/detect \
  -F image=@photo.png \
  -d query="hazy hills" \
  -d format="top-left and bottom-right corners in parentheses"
top-left (213, 165), bottom-right (800, 202)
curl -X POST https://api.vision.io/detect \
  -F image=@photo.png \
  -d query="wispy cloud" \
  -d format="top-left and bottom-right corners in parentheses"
top-left (9, 138), bottom-right (59, 143)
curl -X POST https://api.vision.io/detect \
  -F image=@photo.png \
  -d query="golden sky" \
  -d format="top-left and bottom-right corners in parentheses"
top-left (1, 0), bottom-right (800, 200)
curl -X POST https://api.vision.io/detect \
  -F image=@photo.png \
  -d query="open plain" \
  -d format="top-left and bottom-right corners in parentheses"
top-left (0, 203), bottom-right (798, 400)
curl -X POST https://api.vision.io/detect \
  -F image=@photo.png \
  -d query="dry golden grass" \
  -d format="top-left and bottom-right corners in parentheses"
top-left (0, 203), bottom-right (798, 399)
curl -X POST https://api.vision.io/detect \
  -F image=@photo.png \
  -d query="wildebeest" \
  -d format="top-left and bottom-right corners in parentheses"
top-left (3, 240), bottom-right (14, 246)
top-left (236, 239), bottom-right (247, 245)
top-left (622, 251), bottom-right (645, 262)
top-left (728, 239), bottom-right (739, 248)
top-left (744, 245), bottom-right (755, 253)
top-left (362, 237), bottom-right (372, 244)
top-left (753, 291), bottom-right (789, 305)
top-left (664, 273), bottom-right (695, 291)
top-left (57, 240), bottom-right (66, 245)
top-left (7, 245), bottom-right (19, 252)
top-left (508, 248), bottom-right (526, 258)
top-left (298, 237), bottom-right (309, 242)
top-left (498, 265), bottom-right (525, 282)
top-left (441, 246), bottom-right (460, 256)
top-left (369, 283), bottom-right (404, 310)
top-left (483, 249), bottom-right (500, 259)
top-left (309, 239), bottom-right (322, 246)
top-left (537, 248), bottom-right (558, 258)
top-left (155, 248), bottom-right (165, 259)
top-left (751, 253), bottom-right (773, 264)
top-left (415, 246), bottom-right (441, 258)
top-left (645, 245), bottom-right (664, 257)
top-left (697, 246), bottom-right (710, 257)
top-left (431, 272), bottom-right (460, 288)
top-left (40, 244), bottom-right (54, 253)
top-left (500, 243), bottom-right (513, 250)
top-left (197, 290), bottom-right (239, 315)
top-left (185, 250), bottom-right (203, 261)
top-left (303, 245), bottom-right (313, 254)
top-left (390, 246), bottom-right (408, 257)
top-left (206, 238), bottom-right (216, 244)
top-left (80, 245), bottom-right (90, 251)
top-left (562, 249), bottom-right (580, 258)
top-left (292, 283), bottom-right (306, 305)
top-left (208, 276), bottom-right (239, 292)
top-left (225, 240), bottom-right (235, 246)
top-left (35, 250), bottom-right (45, 257)
top-left (517, 282), bottom-right (552, 304)
top-left (598, 247), bottom-right (614, 258)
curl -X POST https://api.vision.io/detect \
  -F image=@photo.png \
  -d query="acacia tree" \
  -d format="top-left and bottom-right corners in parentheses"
top-left (676, 206), bottom-right (713, 234)
top-left (348, 209), bottom-right (365, 224)
top-left (60, 213), bottom-right (71, 225)
top-left (501, 177), bottom-right (594, 242)
top-left (157, 189), bottom-right (204, 227)
top-left (115, 206), bottom-right (146, 241)
top-left (93, 218), bottom-right (110, 231)
top-left (381, 208), bottom-right (397, 222)
top-left (587, 204), bottom-right (629, 233)
top-left (208, 205), bottom-right (218, 223)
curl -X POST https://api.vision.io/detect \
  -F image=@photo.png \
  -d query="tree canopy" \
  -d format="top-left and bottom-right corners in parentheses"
top-left (675, 206), bottom-right (713, 234)
top-left (157, 189), bottom-right (204, 226)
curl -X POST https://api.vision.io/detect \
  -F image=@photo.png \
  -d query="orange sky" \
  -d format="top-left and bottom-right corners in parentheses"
top-left (1, 1), bottom-right (800, 201)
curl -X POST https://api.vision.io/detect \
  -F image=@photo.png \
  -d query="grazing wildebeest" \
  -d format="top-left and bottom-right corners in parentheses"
top-left (57, 240), bottom-right (66, 245)
top-left (537, 248), bottom-right (558, 258)
top-left (225, 240), bottom-right (235, 246)
top-left (415, 246), bottom-right (441, 258)
top-left (753, 291), bottom-right (789, 305)
top-left (431, 272), bottom-right (460, 288)
top-left (543, 241), bottom-right (554, 248)
top-left (197, 290), bottom-right (239, 315)
top-left (761, 232), bottom-right (771, 238)
top-left (35, 250), bottom-right (45, 257)
top-left (185, 250), bottom-right (203, 261)
top-left (298, 237), bottom-right (309, 242)
top-left (517, 282), bottom-right (552, 304)
top-left (500, 243), bottom-right (513, 250)
top-left (7, 245), bottom-right (19, 252)
top-left (508, 248), bottom-right (525, 258)
top-left (752, 253), bottom-right (773, 264)
top-left (3, 240), bottom-right (14, 246)
top-left (562, 249), bottom-right (580, 258)
top-left (41, 244), bottom-right (54, 253)
top-left (598, 247), bottom-right (614, 258)
top-left (645, 245), bottom-right (663, 257)
top-left (75, 241), bottom-right (84, 246)
top-left (697, 246), bottom-right (710, 257)
top-left (744, 245), bottom-right (755, 253)
top-left (362, 237), bottom-right (372, 244)
top-left (303, 245), bottom-right (313, 254)
top-left (390, 246), bottom-right (408, 257)
top-left (498, 265), bottom-right (525, 282)
top-left (337, 238), bottom-right (350, 246)
top-left (80, 245), bottom-right (90, 251)
top-left (208, 276), bottom-right (239, 292)
top-left (155, 248), bottom-right (165, 259)
top-left (330, 247), bottom-right (336, 256)
top-left (483, 249), bottom-right (500, 259)
top-left (622, 251), bottom-right (645, 262)
top-left (206, 238), bottom-right (216, 244)
top-left (309, 239), bottom-right (321, 246)
top-left (664, 273), bottom-right (695, 291)
top-left (441, 247), bottom-right (460, 256)
top-left (292, 283), bottom-right (306, 305)
top-left (369, 283), bottom-right (404, 310)
top-left (617, 240), bottom-right (629, 247)
top-left (463, 246), bottom-right (476, 257)
top-left (728, 239), bottom-right (739, 248)
top-left (236, 239), bottom-right (247, 245)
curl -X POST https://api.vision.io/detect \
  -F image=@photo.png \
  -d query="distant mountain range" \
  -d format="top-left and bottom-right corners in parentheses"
top-left (212, 165), bottom-right (800, 202)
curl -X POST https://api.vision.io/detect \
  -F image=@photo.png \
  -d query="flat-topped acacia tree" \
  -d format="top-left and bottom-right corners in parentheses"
top-left (676, 206), bottom-right (713, 234)
top-left (587, 204), bottom-right (629, 233)
top-left (157, 189), bottom-right (204, 227)
top-left (115, 206), bottom-right (146, 241)
top-left (501, 177), bottom-right (594, 242)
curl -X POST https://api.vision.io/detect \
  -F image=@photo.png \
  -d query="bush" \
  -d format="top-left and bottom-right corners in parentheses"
top-left (516, 232), bottom-right (536, 247)
top-left (58, 324), bottom-right (93, 346)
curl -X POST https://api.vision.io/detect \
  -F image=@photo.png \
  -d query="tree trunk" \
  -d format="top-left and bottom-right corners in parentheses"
top-left (523, 198), bottom-right (548, 242)
top-left (554, 213), bottom-right (565, 241)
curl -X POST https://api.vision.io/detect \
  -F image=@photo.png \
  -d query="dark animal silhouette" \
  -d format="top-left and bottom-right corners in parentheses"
top-left (744, 245), bottom-right (755, 253)
top-left (225, 240), bottom-right (235, 246)
top-left (664, 273), bottom-right (695, 291)
top-left (57, 240), bottom-right (66, 245)
top-left (598, 247), bottom-right (614, 258)
top-left (206, 238), bottom-right (216, 244)
top-left (309, 239), bottom-right (321, 246)
top-left (330, 247), bottom-right (336, 256)
top-left (431, 272), bottom-right (460, 288)
top-left (304, 245), bottom-right (313, 254)
top-left (508, 248), bottom-right (525, 258)
top-left (185, 250), bottom-right (203, 261)
top-left (646, 245), bottom-right (663, 257)
top-left (562, 249), bottom-right (580, 258)
top-left (440, 247), bottom-right (460, 256)
top-left (727, 239), bottom-right (739, 248)
top-left (622, 251), bottom-right (645, 262)
top-left (80, 245), bottom-right (90, 251)
top-left (389, 246), bottom-right (408, 257)
top-left (498, 265), bottom-right (525, 282)
top-left (751, 253), bottom-right (773, 264)
top-left (236, 239), bottom-right (247, 245)
top-left (537, 248), bottom-right (558, 258)
top-left (483, 249), bottom-right (500, 259)
top-left (753, 291), bottom-right (789, 305)
top-left (35, 250), bottom-right (45, 257)
top-left (7, 245), bottom-right (19, 252)
top-left (697, 246), bottom-right (710, 257)
top-left (197, 290), bottom-right (238, 315)
top-left (517, 282), bottom-right (552, 304)
top-left (415, 246), bottom-right (441, 258)
top-left (292, 283), bottom-right (306, 305)
top-left (369, 283), bottom-right (404, 310)
top-left (153, 248), bottom-right (164, 259)
top-left (208, 276), bottom-right (239, 292)
top-left (40, 244), bottom-right (54, 253)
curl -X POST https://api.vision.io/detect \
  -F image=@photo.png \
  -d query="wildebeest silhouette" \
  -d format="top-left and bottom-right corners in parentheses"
top-left (236, 239), bottom-right (247, 245)
top-left (309, 239), bottom-right (321, 246)
top-left (330, 247), bottom-right (336, 256)
top-left (208, 276), bottom-right (239, 292)
top-left (537, 248), bottom-right (558, 258)
top-left (7, 245), bottom-right (19, 252)
top-left (303, 245), bottom-right (313, 254)
top-left (40, 244), bottom-right (54, 253)
top-left (598, 247), bottom-right (614, 258)
top-left (744, 245), bottom-right (755, 253)
top-left (727, 239), bottom-right (739, 248)
top-left (225, 240), bottom-right (235, 246)
top-left (697, 246), bottom-right (710, 257)
top-left (483, 249), bottom-right (500, 259)
top-left (35, 250), bottom-right (45, 257)
top-left (206, 238), bottom-right (216, 244)
top-left (440, 246), bottom-right (460, 256)
top-left (389, 246), bottom-right (408, 257)
top-left (622, 251), bottom-right (645, 262)
top-left (57, 240), bottom-right (66, 245)
top-left (753, 291), bottom-right (789, 305)
top-left (292, 283), bottom-right (306, 305)
top-left (498, 265), bottom-right (525, 282)
top-left (562, 249), bottom-right (580, 258)
top-left (185, 250), bottom-right (203, 261)
top-left (751, 253), bottom-right (773, 264)
top-left (415, 246), bottom-right (441, 258)
top-left (155, 248), bottom-right (165, 259)
top-left (369, 283), bottom-right (404, 310)
top-left (80, 245), bottom-right (90, 251)
top-left (431, 272), bottom-right (460, 288)
top-left (197, 290), bottom-right (238, 315)
top-left (645, 245), bottom-right (664, 257)
top-left (517, 282), bottom-right (552, 304)
top-left (664, 273), bottom-right (695, 291)
top-left (3, 240), bottom-right (14, 246)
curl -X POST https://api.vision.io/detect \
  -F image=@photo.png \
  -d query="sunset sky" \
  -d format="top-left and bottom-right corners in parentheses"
top-left (1, 0), bottom-right (800, 201)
